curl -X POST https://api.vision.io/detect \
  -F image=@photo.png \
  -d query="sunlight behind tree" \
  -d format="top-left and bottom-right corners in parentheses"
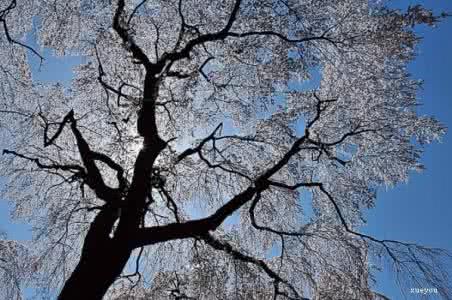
top-left (0, 0), bottom-right (451, 299)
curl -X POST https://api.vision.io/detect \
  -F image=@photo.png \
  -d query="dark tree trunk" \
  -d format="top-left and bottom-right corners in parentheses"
top-left (58, 244), bottom-right (131, 300)
top-left (58, 68), bottom-right (166, 299)
top-left (58, 207), bottom-right (131, 300)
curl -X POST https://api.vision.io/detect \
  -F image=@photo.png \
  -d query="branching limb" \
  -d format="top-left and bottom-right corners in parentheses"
top-left (132, 185), bottom-right (257, 248)
top-left (0, 0), bottom-right (43, 61)
top-left (120, 246), bottom-right (144, 289)
top-left (69, 114), bottom-right (125, 202)
top-left (177, 123), bottom-right (223, 162)
top-left (306, 93), bottom-right (337, 130)
top-left (39, 109), bottom-right (75, 148)
top-left (161, 0), bottom-right (242, 65)
top-left (249, 191), bottom-right (307, 238)
top-left (2, 149), bottom-right (84, 174)
top-left (158, 186), bottom-right (181, 223)
top-left (133, 135), bottom-right (312, 248)
top-left (134, 95), bottom-right (361, 249)
top-left (113, 0), bottom-right (153, 69)
top-left (135, 134), bottom-right (313, 248)
top-left (37, 110), bottom-right (127, 202)
top-left (200, 233), bottom-right (308, 300)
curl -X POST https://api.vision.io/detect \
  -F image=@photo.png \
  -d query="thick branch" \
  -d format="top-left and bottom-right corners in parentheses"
top-left (113, 0), bottom-right (153, 69)
top-left (37, 110), bottom-right (126, 202)
top-left (134, 138), bottom-right (311, 247)
top-left (133, 94), bottom-right (367, 251)
top-left (132, 186), bottom-right (257, 248)
top-left (69, 116), bottom-right (124, 202)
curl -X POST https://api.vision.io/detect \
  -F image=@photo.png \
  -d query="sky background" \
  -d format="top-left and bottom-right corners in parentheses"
top-left (1, 1), bottom-right (452, 299)
top-left (363, 0), bottom-right (452, 298)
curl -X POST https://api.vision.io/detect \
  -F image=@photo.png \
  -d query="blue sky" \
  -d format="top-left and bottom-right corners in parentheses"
top-left (1, 1), bottom-right (452, 299)
top-left (364, 1), bottom-right (452, 298)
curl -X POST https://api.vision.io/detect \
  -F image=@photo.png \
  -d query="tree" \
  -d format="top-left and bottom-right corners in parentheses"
top-left (0, 0), bottom-right (451, 299)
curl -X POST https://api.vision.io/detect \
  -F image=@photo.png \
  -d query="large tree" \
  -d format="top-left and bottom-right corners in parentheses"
top-left (0, 0), bottom-right (451, 299)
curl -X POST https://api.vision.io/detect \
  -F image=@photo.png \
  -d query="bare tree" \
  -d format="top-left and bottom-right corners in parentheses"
top-left (0, 0), bottom-right (450, 299)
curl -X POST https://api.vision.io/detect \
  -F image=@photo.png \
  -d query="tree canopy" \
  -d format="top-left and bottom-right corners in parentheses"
top-left (0, 0), bottom-right (451, 299)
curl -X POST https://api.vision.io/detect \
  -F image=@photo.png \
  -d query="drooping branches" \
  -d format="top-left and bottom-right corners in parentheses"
top-left (201, 233), bottom-right (308, 300)
top-left (0, 1), bottom-right (450, 299)
top-left (5, 109), bottom-right (127, 204)
top-left (0, 0), bottom-right (43, 61)
top-left (0, 233), bottom-right (32, 300)
top-left (133, 95), bottom-right (333, 248)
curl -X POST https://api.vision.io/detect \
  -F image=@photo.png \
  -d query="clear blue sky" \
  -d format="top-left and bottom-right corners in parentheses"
top-left (364, 1), bottom-right (452, 298)
top-left (1, 1), bottom-right (451, 299)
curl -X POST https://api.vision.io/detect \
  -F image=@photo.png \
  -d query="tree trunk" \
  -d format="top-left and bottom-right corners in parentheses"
top-left (58, 244), bottom-right (131, 300)
top-left (58, 208), bottom-right (131, 300)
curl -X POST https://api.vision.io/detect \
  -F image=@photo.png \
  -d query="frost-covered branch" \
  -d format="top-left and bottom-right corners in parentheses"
top-left (201, 233), bottom-right (308, 300)
top-left (2, 149), bottom-right (84, 174)
top-left (161, 0), bottom-right (242, 65)
top-left (113, 0), bottom-right (153, 69)
top-left (0, 1), bottom-right (450, 298)
top-left (0, 0), bottom-right (43, 61)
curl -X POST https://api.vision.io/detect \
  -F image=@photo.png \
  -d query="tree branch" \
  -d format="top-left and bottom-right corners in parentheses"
top-left (2, 149), bottom-right (84, 174)
top-left (69, 114), bottom-right (124, 202)
top-left (36, 110), bottom-right (126, 203)
top-left (0, 0), bottom-right (43, 61)
top-left (177, 124), bottom-right (223, 162)
top-left (113, 0), bottom-right (153, 69)
top-left (39, 109), bottom-right (75, 148)
top-left (227, 30), bottom-right (338, 47)
top-left (200, 233), bottom-right (308, 300)
top-left (249, 191), bottom-right (308, 238)
top-left (160, 0), bottom-right (242, 65)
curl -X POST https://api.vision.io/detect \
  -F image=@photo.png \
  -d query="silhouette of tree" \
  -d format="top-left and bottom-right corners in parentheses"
top-left (0, 0), bottom-right (451, 299)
